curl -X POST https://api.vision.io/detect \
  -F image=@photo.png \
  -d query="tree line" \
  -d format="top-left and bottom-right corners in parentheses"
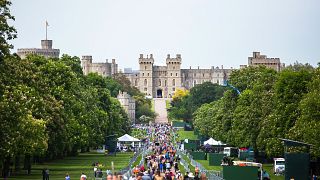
top-left (0, 54), bottom-right (134, 175)
top-left (193, 64), bottom-right (320, 158)
top-left (0, 1), bottom-right (155, 176)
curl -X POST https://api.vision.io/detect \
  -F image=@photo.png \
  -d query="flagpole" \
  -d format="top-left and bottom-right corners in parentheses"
top-left (45, 21), bottom-right (47, 40)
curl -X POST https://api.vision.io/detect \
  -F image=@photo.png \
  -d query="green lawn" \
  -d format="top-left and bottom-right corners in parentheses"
top-left (177, 130), bottom-right (199, 141)
top-left (132, 154), bottom-right (142, 167)
top-left (196, 160), bottom-right (222, 171)
top-left (8, 152), bottom-right (133, 180)
top-left (263, 164), bottom-right (284, 180)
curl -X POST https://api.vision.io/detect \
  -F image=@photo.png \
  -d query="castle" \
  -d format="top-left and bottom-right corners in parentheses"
top-left (17, 39), bottom-right (60, 59)
top-left (81, 56), bottom-right (118, 77)
top-left (117, 91), bottom-right (135, 123)
top-left (125, 54), bottom-right (233, 98)
top-left (79, 52), bottom-right (283, 99)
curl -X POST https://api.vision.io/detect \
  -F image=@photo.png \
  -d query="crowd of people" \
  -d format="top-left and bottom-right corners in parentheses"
top-left (128, 123), bottom-right (206, 180)
top-left (60, 123), bottom-right (205, 180)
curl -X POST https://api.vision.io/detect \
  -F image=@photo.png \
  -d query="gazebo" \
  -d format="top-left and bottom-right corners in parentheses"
top-left (117, 134), bottom-right (141, 149)
top-left (203, 138), bottom-right (226, 146)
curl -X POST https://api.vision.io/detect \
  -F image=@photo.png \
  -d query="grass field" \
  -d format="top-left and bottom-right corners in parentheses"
top-left (177, 130), bottom-right (199, 141)
top-left (196, 160), bottom-right (222, 171)
top-left (8, 152), bottom-right (133, 180)
top-left (263, 164), bottom-right (285, 180)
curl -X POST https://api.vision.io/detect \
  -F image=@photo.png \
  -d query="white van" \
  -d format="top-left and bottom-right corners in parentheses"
top-left (274, 158), bottom-right (285, 175)
top-left (223, 147), bottom-right (238, 157)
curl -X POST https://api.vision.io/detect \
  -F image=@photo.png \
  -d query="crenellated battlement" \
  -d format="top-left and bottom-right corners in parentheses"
top-left (139, 54), bottom-right (154, 64)
top-left (166, 54), bottom-right (182, 64)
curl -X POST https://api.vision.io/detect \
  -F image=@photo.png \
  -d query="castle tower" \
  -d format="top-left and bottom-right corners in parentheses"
top-left (139, 54), bottom-right (154, 96)
top-left (166, 54), bottom-right (182, 98)
top-left (81, 55), bottom-right (92, 75)
top-left (111, 59), bottom-right (118, 75)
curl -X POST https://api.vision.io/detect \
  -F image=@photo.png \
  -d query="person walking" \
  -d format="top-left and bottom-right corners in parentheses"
top-left (45, 168), bottom-right (50, 180)
top-left (65, 173), bottom-right (71, 180)
top-left (80, 172), bottom-right (87, 180)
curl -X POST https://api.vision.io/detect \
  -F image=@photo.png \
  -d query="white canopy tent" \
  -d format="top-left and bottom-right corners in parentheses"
top-left (203, 138), bottom-right (226, 146)
top-left (117, 134), bottom-right (141, 148)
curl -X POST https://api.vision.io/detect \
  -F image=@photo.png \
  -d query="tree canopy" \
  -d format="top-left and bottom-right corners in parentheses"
top-left (193, 65), bottom-right (320, 158)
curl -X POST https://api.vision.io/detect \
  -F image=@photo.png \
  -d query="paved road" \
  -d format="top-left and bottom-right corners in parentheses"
top-left (154, 98), bottom-right (169, 123)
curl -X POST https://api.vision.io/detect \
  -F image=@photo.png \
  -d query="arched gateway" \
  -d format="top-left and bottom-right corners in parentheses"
top-left (156, 89), bottom-right (163, 98)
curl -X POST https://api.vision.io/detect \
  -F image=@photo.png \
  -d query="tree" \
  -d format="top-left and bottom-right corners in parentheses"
top-left (169, 82), bottom-right (226, 122)
top-left (0, 0), bottom-right (17, 60)
top-left (172, 88), bottom-right (189, 101)
top-left (287, 66), bottom-right (320, 157)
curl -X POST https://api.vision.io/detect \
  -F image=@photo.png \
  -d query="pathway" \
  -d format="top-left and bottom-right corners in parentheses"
top-left (154, 98), bottom-right (169, 123)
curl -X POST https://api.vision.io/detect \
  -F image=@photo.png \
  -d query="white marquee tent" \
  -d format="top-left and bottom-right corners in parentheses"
top-left (203, 138), bottom-right (226, 146)
top-left (117, 134), bottom-right (141, 148)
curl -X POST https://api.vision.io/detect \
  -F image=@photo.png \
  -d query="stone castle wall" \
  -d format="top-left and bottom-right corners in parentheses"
top-left (126, 54), bottom-right (232, 98)
top-left (81, 56), bottom-right (118, 77)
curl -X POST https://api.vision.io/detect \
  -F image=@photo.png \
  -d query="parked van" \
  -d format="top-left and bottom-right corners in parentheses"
top-left (274, 158), bottom-right (285, 175)
top-left (223, 147), bottom-right (238, 157)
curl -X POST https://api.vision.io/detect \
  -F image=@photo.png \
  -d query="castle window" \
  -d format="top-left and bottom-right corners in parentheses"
top-left (165, 80), bottom-right (167, 86)
top-left (171, 73), bottom-right (172, 76)
top-left (176, 73), bottom-right (178, 76)
top-left (144, 79), bottom-right (147, 86)
top-left (172, 79), bottom-right (175, 86)
top-left (194, 80), bottom-right (197, 86)
top-left (159, 79), bottom-right (161, 86)
top-left (148, 73), bottom-right (149, 76)
top-left (194, 73), bottom-right (196, 77)
top-left (173, 66), bottom-right (175, 70)
top-left (144, 88), bottom-right (147, 91)
top-left (135, 79), bottom-right (138, 86)
top-left (203, 73), bottom-right (205, 77)
top-left (145, 66), bottom-right (147, 70)
top-left (172, 88), bottom-right (175, 91)
top-left (142, 73), bottom-right (144, 76)
top-left (217, 80), bottom-right (219, 84)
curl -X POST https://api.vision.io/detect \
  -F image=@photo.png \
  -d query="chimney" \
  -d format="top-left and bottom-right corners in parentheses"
top-left (112, 59), bottom-right (115, 64)
top-left (221, 65), bottom-right (223, 69)
top-left (139, 54), bottom-right (143, 58)
top-left (150, 54), bottom-right (153, 58)
top-left (106, 59), bottom-right (108, 63)
top-left (189, 66), bottom-right (191, 69)
top-left (167, 54), bottom-right (170, 59)
top-left (176, 54), bottom-right (181, 59)
top-left (198, 66), bottom-right (199, 69)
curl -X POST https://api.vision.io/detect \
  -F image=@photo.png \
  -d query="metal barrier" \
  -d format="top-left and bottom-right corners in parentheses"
top-left (121, 146), bottom-right (152, 179)
top-left (177, 149), bottom-right (224, 180)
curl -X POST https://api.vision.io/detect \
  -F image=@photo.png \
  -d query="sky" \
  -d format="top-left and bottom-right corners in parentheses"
top-left (11, 0), bottom-right (320, 70)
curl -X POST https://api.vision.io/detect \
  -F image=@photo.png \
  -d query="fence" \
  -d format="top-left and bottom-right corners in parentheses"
top-left (178, 149), bottom-right (224, 180)
top-left (120, 146), bottom-right (152, 179)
